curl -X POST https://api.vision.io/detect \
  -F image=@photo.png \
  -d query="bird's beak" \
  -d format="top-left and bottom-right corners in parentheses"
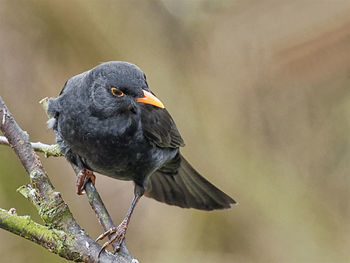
top-left (136, 90), bottom-right (165, 108)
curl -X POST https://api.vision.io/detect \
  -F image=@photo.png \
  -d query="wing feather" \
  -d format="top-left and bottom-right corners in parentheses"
top-left (140, 104), bottom-right (185, 148)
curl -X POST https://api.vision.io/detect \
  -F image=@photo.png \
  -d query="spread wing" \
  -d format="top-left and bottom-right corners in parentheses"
top-left (140, 104), bottom-right (185, 148)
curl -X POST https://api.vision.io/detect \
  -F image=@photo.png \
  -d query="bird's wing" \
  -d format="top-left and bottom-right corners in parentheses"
top-left (145, 154), bottom-right (236, 210)
top-left (140, 104), bottom-right (185, 148)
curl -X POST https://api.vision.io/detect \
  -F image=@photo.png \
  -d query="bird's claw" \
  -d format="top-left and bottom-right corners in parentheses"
top-left (97, 219), bottom-right (128, 257)
top-left (76, 169), bottom-right (95, 195)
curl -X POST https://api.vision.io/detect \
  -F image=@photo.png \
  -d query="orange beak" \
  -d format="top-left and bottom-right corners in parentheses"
top-left (136, 90), bottom-right (165, 108)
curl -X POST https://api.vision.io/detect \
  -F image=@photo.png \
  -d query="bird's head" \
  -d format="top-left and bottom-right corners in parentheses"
top-left (69, 61), bottom-right (164, 118)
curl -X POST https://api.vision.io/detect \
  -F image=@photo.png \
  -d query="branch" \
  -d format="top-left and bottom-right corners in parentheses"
top-left (0, 97), bottom-right (136, 263)
top-left (70, 164), bottom-right (131, 256)
top-left (0, 136), bottom-right (62, 157)
top-left (0, 208), bottom-right (78, 259)
top-left (0, 136), bottom-right (129, 256)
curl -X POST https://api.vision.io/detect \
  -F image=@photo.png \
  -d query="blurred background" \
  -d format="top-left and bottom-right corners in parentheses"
top-left (0, 0), bottom-right (349, 262)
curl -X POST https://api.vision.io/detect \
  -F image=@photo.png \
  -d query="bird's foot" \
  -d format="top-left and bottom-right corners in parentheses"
top-left (76, 169), bottom-right (95, 195)
top-left (96, 219), bottom-right (128, 257)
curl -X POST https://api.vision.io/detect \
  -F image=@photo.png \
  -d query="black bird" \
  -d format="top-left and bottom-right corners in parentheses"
top-left (47, 61), bottom-right (236, 253)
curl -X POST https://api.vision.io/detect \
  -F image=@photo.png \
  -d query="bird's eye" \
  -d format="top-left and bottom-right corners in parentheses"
top-left (111, 87), bottom-right (124, 97)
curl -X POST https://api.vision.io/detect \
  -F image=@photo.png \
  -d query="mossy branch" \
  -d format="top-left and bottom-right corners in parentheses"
top-left (0, 97), bottom-right (131, 255)
top-left (0, 208), bottom-right (79, 259)
top-left (0, 96), bottom-right (136, 263)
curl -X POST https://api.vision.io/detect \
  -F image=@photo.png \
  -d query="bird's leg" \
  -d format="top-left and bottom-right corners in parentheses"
top-left (96, 191), bottom-right (142, 256)
top-left (76, 168), bottom-right (96, 195)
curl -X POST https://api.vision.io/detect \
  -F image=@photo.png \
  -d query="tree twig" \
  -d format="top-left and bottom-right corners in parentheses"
top-left (0, 97), bottom-right (136, 263)
top-left (0, 136), bottom-right (62, 157)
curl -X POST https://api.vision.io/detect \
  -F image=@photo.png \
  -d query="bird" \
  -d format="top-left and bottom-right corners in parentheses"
top-left (47, 61), bottom-right (236, 254)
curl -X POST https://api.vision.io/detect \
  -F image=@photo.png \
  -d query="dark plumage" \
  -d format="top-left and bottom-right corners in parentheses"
top-left (48, 61), bottom-right (236, 252)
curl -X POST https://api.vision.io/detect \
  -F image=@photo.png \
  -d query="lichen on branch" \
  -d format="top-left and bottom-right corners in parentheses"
top-left (0, 208), bottom-right (79, 259)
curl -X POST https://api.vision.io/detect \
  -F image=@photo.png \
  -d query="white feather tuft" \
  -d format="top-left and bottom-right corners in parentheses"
top-left (47, 118), bottom-right (56, 129)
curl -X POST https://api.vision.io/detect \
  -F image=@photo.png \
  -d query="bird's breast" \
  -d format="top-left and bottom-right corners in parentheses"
top-left (59, 111), bottom-right (165, 182)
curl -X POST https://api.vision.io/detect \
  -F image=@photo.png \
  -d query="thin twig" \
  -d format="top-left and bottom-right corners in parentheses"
top-left (71, 165), bottom-right (131, 256)
top-left (0, 136), bottom-right (62, 157)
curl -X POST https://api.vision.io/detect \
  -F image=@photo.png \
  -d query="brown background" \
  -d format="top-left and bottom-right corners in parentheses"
top-left (0, 1), bottom-right (349, 262)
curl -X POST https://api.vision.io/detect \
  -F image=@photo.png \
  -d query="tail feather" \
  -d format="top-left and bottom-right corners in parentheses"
top-left (181, 158), bottom-right (234, 206)
top-left (145, 155), bottom-right (236, 210)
